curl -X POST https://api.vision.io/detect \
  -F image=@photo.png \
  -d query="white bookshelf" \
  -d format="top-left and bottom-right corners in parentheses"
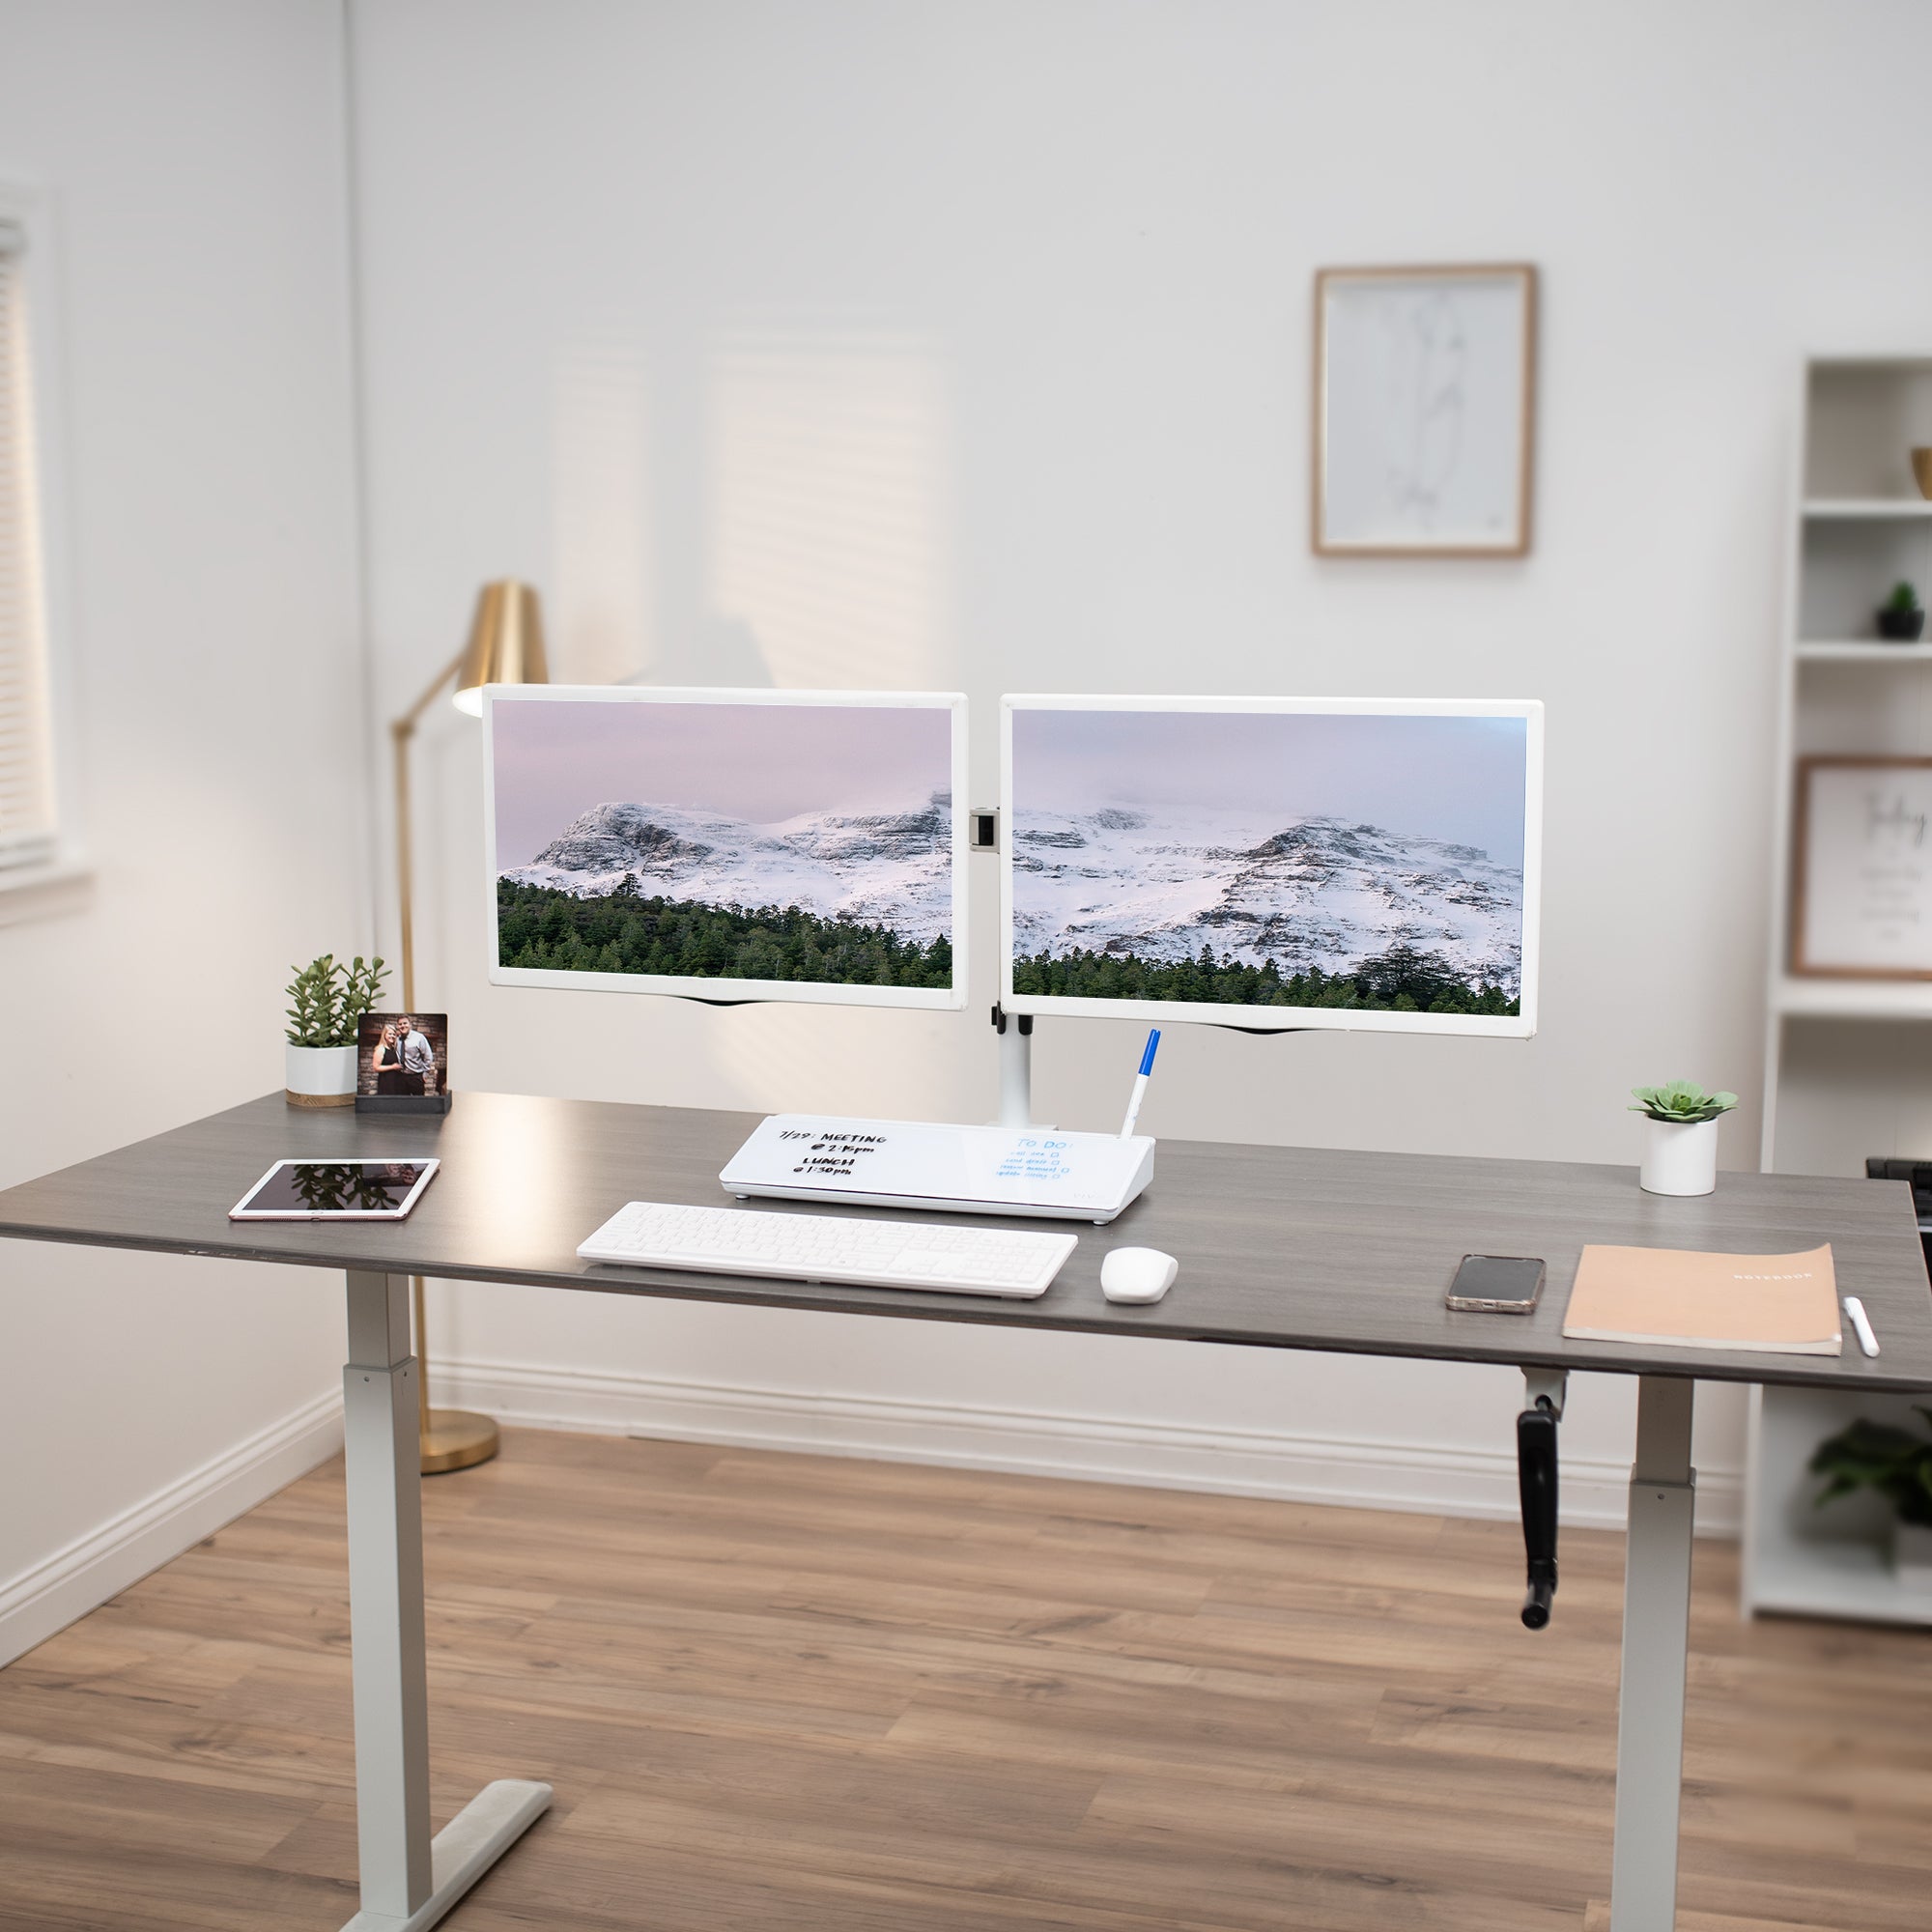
top-left (1795, 640), bottom-right (1932, 663)
top-left (1801, 497), bottom-right (1932, 519)
top-left (1747, 354), bottom-right (1932, 1623)
top-left (1772, 976), bottom-right (1932, 1021)
top-left (1744, 1385), bottom-right (1932, 1628)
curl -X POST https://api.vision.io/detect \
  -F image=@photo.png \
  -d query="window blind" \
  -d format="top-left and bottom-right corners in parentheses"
top-left (0, 218), bottom-right (57, 870)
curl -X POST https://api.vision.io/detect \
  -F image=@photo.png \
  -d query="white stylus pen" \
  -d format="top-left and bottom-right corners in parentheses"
top-left (1119, 1028), bottom-right (1161, 1139)
top-left (1844, 1295), bottom-right (1880, 1358)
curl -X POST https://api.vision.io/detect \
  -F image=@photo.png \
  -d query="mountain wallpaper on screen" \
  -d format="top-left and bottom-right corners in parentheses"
top-left (497, 793), bottom-right (954, 986)
top-left (1009, 804), bottom-right (1521, 1013)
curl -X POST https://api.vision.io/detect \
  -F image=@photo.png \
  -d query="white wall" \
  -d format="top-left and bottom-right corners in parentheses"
top-left (346, 0), bottom-right (1932, 1529)
top-left (0, 1), bottom-right (366, 1660)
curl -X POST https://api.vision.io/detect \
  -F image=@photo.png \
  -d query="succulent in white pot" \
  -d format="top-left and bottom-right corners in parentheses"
top-left (285, 952), bottom-right (385, 1107)
top-left (1630, 1080), bottom-right (1737, 1197)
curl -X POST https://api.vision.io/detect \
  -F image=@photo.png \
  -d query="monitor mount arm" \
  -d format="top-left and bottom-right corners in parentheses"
top-left (1518, 1367), bottom-right (1567, 1630)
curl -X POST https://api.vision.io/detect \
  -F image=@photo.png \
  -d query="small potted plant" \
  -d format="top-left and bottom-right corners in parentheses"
top-left (285, 953), bottom-right (385, 1106)
top-left (1629, 1080), bottom-right (1737, 1196)
top-left (1809, 1409), bottom-right (1932, 1598)
top-left (1877, 580), bottom-right (1925, 642)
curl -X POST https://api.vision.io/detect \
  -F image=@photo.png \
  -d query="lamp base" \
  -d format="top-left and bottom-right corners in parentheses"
top-left (421, 1408), bottom-right (499, 1475)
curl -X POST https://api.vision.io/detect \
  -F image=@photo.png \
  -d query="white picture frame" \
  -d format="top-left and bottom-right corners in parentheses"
top-left (1313, 263), bottom-right (1537, 557)
top-left (1792, 757), bottom-right (1932, 979)
top-left (483, 685), bottom-right (968, 1011)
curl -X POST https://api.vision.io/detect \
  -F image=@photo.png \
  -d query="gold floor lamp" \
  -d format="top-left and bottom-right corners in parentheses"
top-left (392, 580), bottom-right (549, 1472)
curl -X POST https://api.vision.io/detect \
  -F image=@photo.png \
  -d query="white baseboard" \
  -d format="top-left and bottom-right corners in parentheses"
top-left (0, 1388), bottom-right (344, 1667)
top-left (439, 1358), bottom-right (1742, 1538)
top-left (0, 1364), bottom-right (1743, 1674)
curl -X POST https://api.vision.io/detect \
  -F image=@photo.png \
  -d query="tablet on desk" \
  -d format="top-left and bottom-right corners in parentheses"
top-left (229, 1158), bottom-right (439, 1221)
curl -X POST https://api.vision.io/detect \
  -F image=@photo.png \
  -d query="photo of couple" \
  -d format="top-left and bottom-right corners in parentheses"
top-left (355, 1011), bottom-right (449, 1109)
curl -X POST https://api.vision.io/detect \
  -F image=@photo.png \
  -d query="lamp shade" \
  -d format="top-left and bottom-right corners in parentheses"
top-left (452, 580), bottom-right (548, 715)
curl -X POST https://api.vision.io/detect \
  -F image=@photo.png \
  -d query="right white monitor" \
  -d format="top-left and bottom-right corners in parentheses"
top-left (1001, 695), bottom-right (1543, 1037)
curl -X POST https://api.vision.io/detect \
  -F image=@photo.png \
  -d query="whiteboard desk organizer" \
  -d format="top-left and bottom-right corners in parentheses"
top-left (3, 1089), bottom-right (1930, 1932)
top-left (720, 1113), bottom-right (1155, 1223)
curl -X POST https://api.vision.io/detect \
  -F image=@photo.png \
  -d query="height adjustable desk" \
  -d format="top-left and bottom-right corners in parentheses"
top-left (4, 1092), bottom-right (1929, 1932)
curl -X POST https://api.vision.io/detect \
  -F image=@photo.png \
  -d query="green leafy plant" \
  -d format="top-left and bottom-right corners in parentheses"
top-left (1810, 1409), bottom-right (1932, 1527)
top-left (1629, 1080), bottom-right (1738, 1124)
top-left (1889, 581), bottom-right (1921, 613)
top-left (284, 952), bottom-right (387, 1048)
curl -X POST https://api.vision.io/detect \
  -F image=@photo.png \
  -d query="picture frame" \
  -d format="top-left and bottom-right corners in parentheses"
top-left (1791, 756), bottom-right (1932, 979)
top-left (1312, 263), bottom-right (1537, 557)
top-left (355, 1011), bottom-right (453, 1114)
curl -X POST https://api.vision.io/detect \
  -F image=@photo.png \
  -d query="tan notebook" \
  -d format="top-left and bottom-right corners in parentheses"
top-left (1561, 1244), bottom-right (1840, 1355)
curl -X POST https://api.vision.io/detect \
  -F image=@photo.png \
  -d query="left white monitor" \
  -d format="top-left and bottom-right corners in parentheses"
top-left (483, 686), bottom-right (968, 1010)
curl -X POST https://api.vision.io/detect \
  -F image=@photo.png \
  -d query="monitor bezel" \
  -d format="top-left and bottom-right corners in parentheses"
top-left (999, 693), bottom-right (1542, 1038)
top-left (484, 685), bottom-right (969, 1011)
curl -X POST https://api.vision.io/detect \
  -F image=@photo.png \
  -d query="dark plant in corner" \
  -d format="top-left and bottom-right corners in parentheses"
top-left (1878, 579), bottom-right (1925, 642)
top-left (1810, 1408), bottom-right (1932, 1527)
top-left (285, 953), bottom-right (387, 1048)
top-left (1629, 1081), bottom-right (1738, 1124)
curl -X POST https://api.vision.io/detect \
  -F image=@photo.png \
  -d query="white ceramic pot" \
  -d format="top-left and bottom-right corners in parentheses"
top-left (1893, 1520), bottom-right (1932, 1600)
top-left (285, 1041), bottom-right (356, 1108)
top-left (1639, 1116), bottom-right (1719, 1196)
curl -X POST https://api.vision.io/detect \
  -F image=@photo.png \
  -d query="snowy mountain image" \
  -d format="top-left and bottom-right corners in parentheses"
top-left (501, 792), bottom-right (952, 943)
top-left (1010, 802), bottom-right (1520, 993)
top-left (489, 695), bottom-right (957, 990)
top-left (1005, 705), bottom-right (1530, 1011)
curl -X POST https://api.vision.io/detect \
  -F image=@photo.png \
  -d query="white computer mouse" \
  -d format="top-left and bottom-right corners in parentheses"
top-left (1100, 1246), bottom-right (1178, 1304)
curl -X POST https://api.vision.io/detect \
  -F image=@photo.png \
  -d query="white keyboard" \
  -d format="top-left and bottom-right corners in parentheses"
top-left (576, 1200), bottom-right (1077, 1298)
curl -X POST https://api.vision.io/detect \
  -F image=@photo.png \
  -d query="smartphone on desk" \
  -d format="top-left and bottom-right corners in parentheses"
top-left (1446, 1253), bottom-right (1546, 1315)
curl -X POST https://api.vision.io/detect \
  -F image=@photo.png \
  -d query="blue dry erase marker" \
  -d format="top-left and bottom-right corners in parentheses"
top-left (1119, 1028), bottom-right (1161, 1139)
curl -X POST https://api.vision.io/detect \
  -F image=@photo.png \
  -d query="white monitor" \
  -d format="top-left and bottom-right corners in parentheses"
top-left (485, 686), bottom-right (967, 1009)
top-left (1001, 695), bottom-right (1542, 1037)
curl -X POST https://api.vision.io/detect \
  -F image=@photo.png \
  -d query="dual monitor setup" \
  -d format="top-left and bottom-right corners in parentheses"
top-left (483, 686), bottom-right (1546, 1294)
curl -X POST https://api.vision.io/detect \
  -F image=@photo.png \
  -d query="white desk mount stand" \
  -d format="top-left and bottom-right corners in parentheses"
top-left (991, 1002), bottom-right (1035, 1128)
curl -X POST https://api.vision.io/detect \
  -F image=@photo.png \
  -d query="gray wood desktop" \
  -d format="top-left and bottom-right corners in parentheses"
top-left (4, 1090), bottom-right (1930, 1932)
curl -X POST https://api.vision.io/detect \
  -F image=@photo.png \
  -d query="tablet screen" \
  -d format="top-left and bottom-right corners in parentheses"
top-left (233, 1160), bottom-right (435, 1217)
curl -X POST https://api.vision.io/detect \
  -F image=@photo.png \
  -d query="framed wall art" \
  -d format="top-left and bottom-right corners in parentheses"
top-left (1792, 756), bottom-right (1932, 979)
top-left (1312, 263), bottom-right (1537, 557)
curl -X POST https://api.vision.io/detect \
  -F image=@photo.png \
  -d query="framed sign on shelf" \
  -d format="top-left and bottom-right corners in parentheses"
top-left (1312, 262), bottom-right (1537, 557)
top-left (1791, 755), bottom-right (1932, 979)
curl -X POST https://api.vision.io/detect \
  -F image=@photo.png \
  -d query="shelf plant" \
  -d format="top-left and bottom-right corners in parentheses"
top-left (1810, 1410), bottom-right (1932, 1591)
top-left (284, 952), bottom-right (386, 1106)
top-left (1878, 579), bottom-right (1924, 642)
top-left (1810, 1411), bottom-right (1932, 1527)
top-left (1629, 1081), bottom-right (1736, 1197)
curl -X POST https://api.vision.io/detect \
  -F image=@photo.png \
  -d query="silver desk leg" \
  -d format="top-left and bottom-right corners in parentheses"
top-left (341, 1271), bottom-right (550, 1932)
top-left (1609, 1375), bottom-right (1696, 1932)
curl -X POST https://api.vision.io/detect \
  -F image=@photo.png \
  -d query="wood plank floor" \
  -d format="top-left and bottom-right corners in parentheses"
top-left (2, 1428), bottom-right (1929, 1931)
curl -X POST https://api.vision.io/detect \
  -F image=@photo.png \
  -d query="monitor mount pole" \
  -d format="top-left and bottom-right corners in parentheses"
top-left (991, 1004), bottom-right (1034, 1127)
